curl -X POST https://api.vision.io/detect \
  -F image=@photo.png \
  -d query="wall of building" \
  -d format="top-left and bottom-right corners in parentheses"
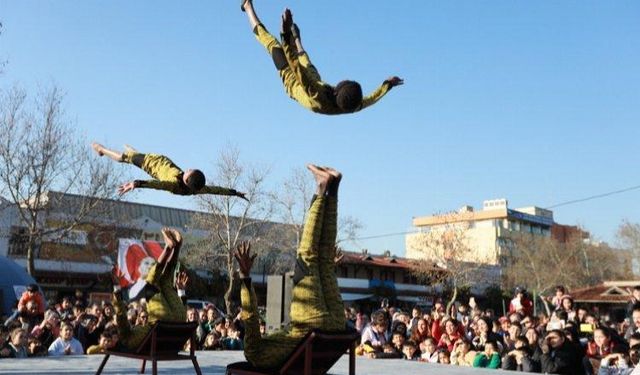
top-left (405, 220), bottom-right (500, 265)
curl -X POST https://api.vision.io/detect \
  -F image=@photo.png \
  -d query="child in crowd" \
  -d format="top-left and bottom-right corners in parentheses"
top-left (473, 341), bottom-right (501, 369)
top-left (402, 341), bottom-right (420, 361)
top-left (438, 349), bottom-right (451, 364)
top-left (359, 310), bottom-right (389, 353)
top-left (420, 337), bottom-right (439, 363)
top-left (203, 333), bottom-right (223, 351)
top-left (48, 323), bottom-right (84, 356)
top-left (8, 328), bottom-right (28, 358)
top-left (451, 339), bottom-right (476, 366)
top-left (86, 332), bottom-right (113, 354)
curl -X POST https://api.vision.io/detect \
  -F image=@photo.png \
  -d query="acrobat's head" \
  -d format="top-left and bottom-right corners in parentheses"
top-left (334, 80), bottom-right (363, 112)
top-left (183, 169), bottom-right (206, 192)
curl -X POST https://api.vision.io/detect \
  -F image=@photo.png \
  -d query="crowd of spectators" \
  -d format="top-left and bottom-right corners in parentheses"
top-left (351, 286), bottom-right (640, 375)
top-left (5, 281), bottom-right (640, 375)
top-left (1, 278), bottom-right (250, 360)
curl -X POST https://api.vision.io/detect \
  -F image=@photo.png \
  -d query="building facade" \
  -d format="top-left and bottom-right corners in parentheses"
top-left (406, 198), bottom-right (555, 264)
top-left (334, 249), bottom-right (443, 307)
top-left (405, 198), bottom-right (586, 288)
top-left (0, 191), bottom-right (293, 303)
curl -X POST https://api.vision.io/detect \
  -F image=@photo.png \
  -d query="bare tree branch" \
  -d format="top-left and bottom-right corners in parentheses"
top-left (0, 85), bottom-right (121, 275)
top-left (185, 145), bottom-right (282, 314)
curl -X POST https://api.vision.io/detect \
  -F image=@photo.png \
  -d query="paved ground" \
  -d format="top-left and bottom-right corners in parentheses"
top-left (0, 351), bottom-right (517, 374)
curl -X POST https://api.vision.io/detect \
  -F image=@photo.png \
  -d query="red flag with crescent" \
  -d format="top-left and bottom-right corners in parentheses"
top-left (116, 239), bottom-right (164, 287)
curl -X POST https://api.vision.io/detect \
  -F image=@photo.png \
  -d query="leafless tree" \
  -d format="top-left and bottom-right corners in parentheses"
top-left (188, 146), bottom-right (280, 314)
top-left (0, 85), bottom-right (120, 275)
top-left (408, 213), bottom-right (489, 312)
top-left (271, 166), bottom-right (364, 253)
top-left (617, 220), bottom-right (640, 274)
top-left (502, 231), bottom-right (632, 297)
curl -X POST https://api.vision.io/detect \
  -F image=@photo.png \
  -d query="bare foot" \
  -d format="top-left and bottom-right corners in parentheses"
top-left (168, 228), bottom-right (182, 249)
top-left (323, 167), bottom-right (342, 184)
top-left (161, 227), bottom-right (176, 249)
top-left (306, 164), bottom-right (333, 193)
top-left (124, 144), bottom-right (138, 153)
top-left (241, 0), bottom-right (252, 12)
top-left (281, 8), bottom-right (293, 34)
top-left (91, 142), bottom-right (104, 156)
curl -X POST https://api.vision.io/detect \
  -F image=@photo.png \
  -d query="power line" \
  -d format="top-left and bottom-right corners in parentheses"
top-left (353, 183), bottom-right (640, 241)
top-left (354, 230), bottom-right (417, 241)
top-left (545, 184), bottom-right (640, 209)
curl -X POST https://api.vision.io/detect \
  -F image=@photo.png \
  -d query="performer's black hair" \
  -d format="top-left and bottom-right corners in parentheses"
top-left (335, 80), bottom-right (363, 112)
top-left (186, 170), bottom-right (206, 191)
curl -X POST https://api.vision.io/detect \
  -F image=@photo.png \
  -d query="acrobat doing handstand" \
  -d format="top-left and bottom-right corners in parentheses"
top-left (235, 164), bottom-right (346, 368)
top-left (111, 228), bottom-right (185, 349)
top-left (92, 143), bottom-right (247, 199)
top-left (241, 0), bottom-right (403, 115)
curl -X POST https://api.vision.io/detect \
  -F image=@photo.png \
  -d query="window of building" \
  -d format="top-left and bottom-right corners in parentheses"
top-left (341, 267), bottom-right (349, 278)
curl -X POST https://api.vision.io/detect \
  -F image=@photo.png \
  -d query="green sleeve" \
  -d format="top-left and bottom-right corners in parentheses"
top-left (360, 81), bottom-right (391, 110)
top-left (472, 353), bottom-right (487, 368)
top-left (197, 185), bottom-right (238, 196)
top-left (113, 293), bottom-right (131, 339)
top-left (135, 179), bottom-right (181, 193)
top-left (488, 353), bottom-right (501, 369)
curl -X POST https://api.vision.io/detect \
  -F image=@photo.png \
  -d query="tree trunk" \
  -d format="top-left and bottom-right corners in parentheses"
top-left (224, 250), bottom-right (236, 315)
top-left (224, 273), bottom-right (236, 315)
top-left (446, 282), bottom-right (458, 315)
top-left (27, 239), bottom-right (36, 276)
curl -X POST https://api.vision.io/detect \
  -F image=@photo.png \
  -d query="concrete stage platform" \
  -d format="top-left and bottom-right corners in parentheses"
top-left (0, 351), bottom-right (517, 374)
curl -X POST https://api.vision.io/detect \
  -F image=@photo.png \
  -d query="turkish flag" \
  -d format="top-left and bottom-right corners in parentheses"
top-left (117, 239), bottom-right (164, 287)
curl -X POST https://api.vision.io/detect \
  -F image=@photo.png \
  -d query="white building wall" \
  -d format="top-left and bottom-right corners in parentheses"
top-left (0, 202), bottom-right (19, 257)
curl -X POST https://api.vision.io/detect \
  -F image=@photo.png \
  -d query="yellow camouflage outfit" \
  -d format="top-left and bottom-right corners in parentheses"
top-left (253, 24), bottom-right (392, 115)
top-left (122, 150), bottom-right (240, 196)
top-left (113, 261), bottom-right (186, 349)
top-left (240, 195), bottom-right (345, 368)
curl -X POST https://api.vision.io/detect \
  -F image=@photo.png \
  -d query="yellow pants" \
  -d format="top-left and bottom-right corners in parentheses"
top-left (254, 24), bottom-right (323, 111)
top-left (241, 196), bottom-right (345, 368)
top-left (114, 262), bottom-right (186, 349)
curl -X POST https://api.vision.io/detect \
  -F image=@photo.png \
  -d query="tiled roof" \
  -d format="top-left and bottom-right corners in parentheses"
top-left (570, 283), bottom-right (640, 304)
top-left (338, 251), bottom-right (442, 272)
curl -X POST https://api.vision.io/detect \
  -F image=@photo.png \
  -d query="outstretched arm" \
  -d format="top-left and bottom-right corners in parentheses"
top-left (360, 76), bottom-right (404, 110)
top-left (109, 266), bottom-right (132, 338)
top-left (198, 185), bottom-right (249, 201)
top-left (118, 180), bottom-right (181, 195)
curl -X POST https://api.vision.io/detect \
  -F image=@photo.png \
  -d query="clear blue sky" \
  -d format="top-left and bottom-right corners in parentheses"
top-left (1, 1), bottom-right (639, 255)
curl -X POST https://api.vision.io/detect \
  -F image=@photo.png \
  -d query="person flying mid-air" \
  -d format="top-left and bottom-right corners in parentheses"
top-left (235, 164), bottom-right (346, 368)
top-left (241, 0), bottom-right (404, 115)
top-left (92, 143), bottom-right (247, 199)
